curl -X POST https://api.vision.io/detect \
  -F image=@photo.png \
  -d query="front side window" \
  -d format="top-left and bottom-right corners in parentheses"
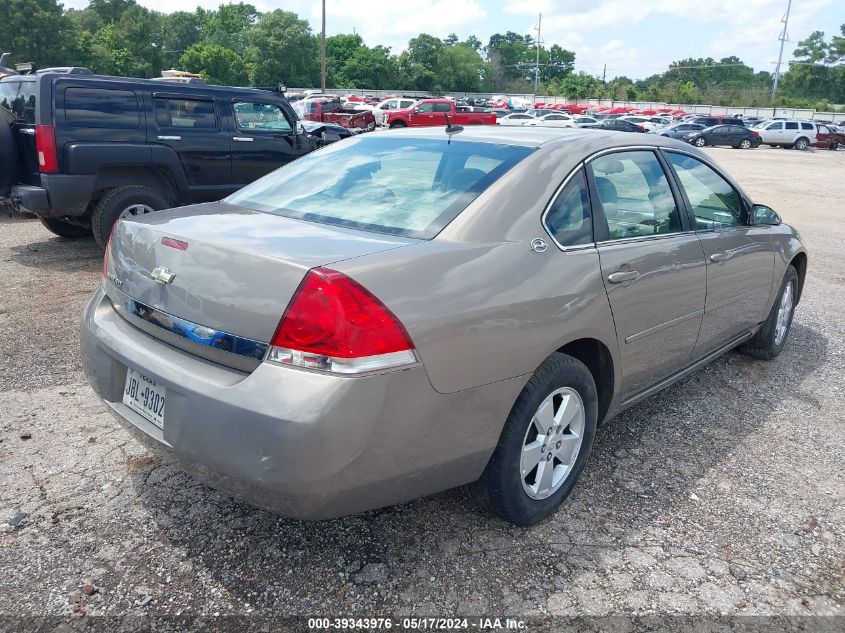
top-left (666, 152), bottom-right (744, 229)
top-left (226, 136), bottom-right (533, 239)
top-left (590, 151), bottom-right (682, 240)
top-left (233, 102), bottom-right (291, 133)
top-left (155, 98), bottom-right (216, 130)
top-left (545, 169), bottom-right (592, 247)
top-left (416, 102), bottom-right (434, 113)
top-left (768, 122), bottom-right (783, 130)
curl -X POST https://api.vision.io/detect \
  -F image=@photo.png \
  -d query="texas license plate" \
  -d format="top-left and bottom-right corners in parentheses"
top-left (122, 368), bottom-right (166, 429)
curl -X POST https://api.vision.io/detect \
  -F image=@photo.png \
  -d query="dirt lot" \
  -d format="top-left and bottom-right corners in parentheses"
top-left (0, 146), bottom-right (843, 626)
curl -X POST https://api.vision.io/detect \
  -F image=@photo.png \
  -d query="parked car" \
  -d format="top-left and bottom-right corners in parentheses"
top-left (292, 97), bottom-right (376, 133)
top-left (353, 97), bottom-right (417, 126)
top-left (383, 99), bottom-right (497, 128)
top-left (496, 112), bottom-right (536, 126)
top-left (755, 120), bottom-right (817, 150)
top-left (618, 115), bottom-right (665, 132)
top-left (811, 123), bottom-right (844, 150)
top-left (654, 122), bottom-right (706, 139)
top-left (692, 116), bottom-right (744, 127)
top-left (583, 119), bottom-right (646, 133)
top-left (81, 127), bottom-right (807, 525)
top-left (683, 125), bottom-right (761, 149)
top-left (0, 71), bottom-right (349, 247)
top-left (526, 113), bottom-right (577, 128)
top-left (575, 116), bottom-right (599, 127)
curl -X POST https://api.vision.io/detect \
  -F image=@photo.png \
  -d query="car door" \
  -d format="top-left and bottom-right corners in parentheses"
top-left (229, 99), bottom-right (310, 188)
top-left (150, 93), bottom-right (233, 202)
top-left (589, 149), bottom-right (707, 398)
top-left (663, 151), bottom-right (774, 357)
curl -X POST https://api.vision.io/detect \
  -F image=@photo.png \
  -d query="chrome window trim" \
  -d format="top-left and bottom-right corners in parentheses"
top-left (595, 230), bottom-right (697, 247)
top-left (540, 161), bottom-right (597, 252)
top-left (105, 284), bottom-right (269, 369)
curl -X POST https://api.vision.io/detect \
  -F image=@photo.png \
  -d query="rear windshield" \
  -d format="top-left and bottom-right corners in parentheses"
top-left (226, 136), bottom-right (534, 239)
top-left (0, 79), bottom-right (36, 123)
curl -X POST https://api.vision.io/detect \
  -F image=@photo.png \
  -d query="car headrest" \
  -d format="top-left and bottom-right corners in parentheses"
top-left (446, 168), bottom-right (486, 192)
top-left (594, 176), bottom-right (618, 204)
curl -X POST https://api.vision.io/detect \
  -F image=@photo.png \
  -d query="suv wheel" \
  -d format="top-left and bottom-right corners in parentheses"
top-left (39, 217), bottom-right (92, 239)
top-left (469, 353), bottom-right (597, 526)
top-left (793, 137), bottom-right (809, 150)
top-left (91, 185), bottom-right (170, 249)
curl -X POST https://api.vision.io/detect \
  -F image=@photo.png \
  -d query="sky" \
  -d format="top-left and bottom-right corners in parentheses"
top-left (62, 0), bottom-right (844, 80)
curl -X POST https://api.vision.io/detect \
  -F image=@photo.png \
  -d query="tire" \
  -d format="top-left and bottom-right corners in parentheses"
top-left (793, 137), bottom-right (809, 150)
top-left (91, 185), bottom-right (170, 249)
top-left (39, 217), bottom-right (92, 239)
top-left (739, 138), bottom-right (752, 149)
top-left (694, 136), bottom-right (707, 147)
top-left (0, 121), bottom-right (16, 197)
top-left (469, 353), bottom-right (598, 526)
top-left (740, 266), bottom-right (798, 360)
top-left (388, 121), bottom-right (406, 129)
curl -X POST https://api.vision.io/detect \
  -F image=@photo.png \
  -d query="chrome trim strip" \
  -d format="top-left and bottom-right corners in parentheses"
top-left (625, 308), bottom-right (705, 344)
top-left (595, 230), bottom-right (696, 247)
top-left (106, 285), bottom-right (269, 364)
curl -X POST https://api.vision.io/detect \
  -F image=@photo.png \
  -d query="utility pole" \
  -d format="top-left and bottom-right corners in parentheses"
top-left (534, 13), bottom-right (541, 94)
top-left (321, 0), bottom-right (327, 93)
top-left (771, 0), bottom-right (792, 102)
top-left (602, 64), bottom-right (606, 84)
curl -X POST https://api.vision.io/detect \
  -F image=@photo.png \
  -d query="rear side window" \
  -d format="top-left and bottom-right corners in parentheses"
top-left (226, 136), bottom-right (534, 239)
top-left (785, 122), bottom-right (798, 130)
top-left (433, 102), bottom-right (452, 113)
top-left (64, 88), bottom-right (139, 128)
top-left (545, 169), bottom-right (592, 247)
top-left (155, 98), bottom-right (217, 129)
top-left (590, 150), bottom-right (682, 240)
top-left (801, 122), bottom-right (814, 130)
top-left (0, 79), bottom-right (36, 123)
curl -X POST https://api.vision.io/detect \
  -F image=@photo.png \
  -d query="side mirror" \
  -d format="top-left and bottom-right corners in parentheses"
top-left (750, 204), bottom-right (781, 226)
top-left (413, 107), bottom-right (422, 114)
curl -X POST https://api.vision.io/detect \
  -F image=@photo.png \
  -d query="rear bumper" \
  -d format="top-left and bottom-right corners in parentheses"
top-left (81, 286), bottom-right (521, 519)
top-left (11, 174), bottom-right (96, 217)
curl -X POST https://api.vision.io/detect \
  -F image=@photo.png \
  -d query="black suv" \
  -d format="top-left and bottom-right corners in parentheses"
top-left (0, 70), bottom-right (349, 247)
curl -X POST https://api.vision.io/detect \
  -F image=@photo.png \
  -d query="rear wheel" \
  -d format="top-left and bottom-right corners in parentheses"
top-left (740, 266), bottom-right (798, 360)
top-left (793, 137), bottom-right (809, 150)
top-left (39, 217), bottom-right (92, 239)
top-left (91, 185), bottom-right (170, 249)
top-left (694, 136), bottom-right (707, 147)
top-left (739, 138), bottom-right (752, 149)
top-left (469, 353), bottom-right (597, 526)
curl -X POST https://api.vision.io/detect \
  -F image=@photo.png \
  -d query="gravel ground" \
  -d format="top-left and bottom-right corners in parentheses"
top-left (0, 146), bottom-right (843, 627)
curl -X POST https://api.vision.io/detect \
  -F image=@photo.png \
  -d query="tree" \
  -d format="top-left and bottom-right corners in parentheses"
top-left (0, 0), bottom-right (69, 67)
top-left (443, 33), bottom-right (458, 46)
top-left (463, 35), bottom-right (482, 52)
top-left (202, 2), bottom-right (258, 52)
top-left (246, 10), bottom-right (318, 88)
top-left (180, 43), bottom-right (247, 85)
top-left (339, 45), bottom-right (399, 89)
top-left (160, 11), bottom-right (204, 69)
top-left (326, 33), bottom-right (363, 86)
top-left (436, 44), bottom-right (485, 92)
top-left (559, 72), bottom-right (601, 99)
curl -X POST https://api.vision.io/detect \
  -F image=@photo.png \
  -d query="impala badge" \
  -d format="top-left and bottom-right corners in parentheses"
top-left (150, 266), bottom-right (175, 285)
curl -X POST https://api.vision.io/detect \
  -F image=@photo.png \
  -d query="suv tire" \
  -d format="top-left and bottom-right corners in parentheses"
top-left (39, 217), bottom-right (92, 239)
top-left (793, 137), bottom-right (809, 150)
top-left (389, 121), bottom-right (406, 129)
top-left (0, 121), bottom-right (16, 197)
top-left (91, 185), bottom-right (170, 249)
top-left (740, 265), bottom-right (798, 360)
top-left (469, 353), bottom-right (598, 526)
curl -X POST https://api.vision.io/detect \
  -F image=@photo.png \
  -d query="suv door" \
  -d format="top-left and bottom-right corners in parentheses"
top-left (150, 93), bottom-right (232, 202)
top-left (664, 151), bottom-right (774, 357)
top-left (589, 150), bottom-right (707, 398)
top-left (229, 99), bottom-right (309, 186)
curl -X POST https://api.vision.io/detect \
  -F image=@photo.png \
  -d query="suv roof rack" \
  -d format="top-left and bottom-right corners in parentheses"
top-left (151, 76), bottom-right (207, 85)
top-left (36, 67), bottom-right (93, 75)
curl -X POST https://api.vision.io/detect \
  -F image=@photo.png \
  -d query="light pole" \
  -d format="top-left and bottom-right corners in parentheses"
top-left (534, 13), bottom-right (542, 94)
top-left (321, 0), bottom-right (327, 92)
top-left (771, 0), bottom-right (793, 102)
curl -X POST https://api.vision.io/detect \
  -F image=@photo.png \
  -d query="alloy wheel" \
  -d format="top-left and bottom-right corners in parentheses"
top-left (774, 281), bottom-right (794, 346)
top-left (119, 203), bottom-right (155, 219)
top-left (520, 387), bottom-right (585, 500)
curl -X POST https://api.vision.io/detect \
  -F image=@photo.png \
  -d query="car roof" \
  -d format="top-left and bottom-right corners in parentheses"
top-left (34, 72), bottom-right (284, 98)
top-left (379, 125), bottom-right (696, 152)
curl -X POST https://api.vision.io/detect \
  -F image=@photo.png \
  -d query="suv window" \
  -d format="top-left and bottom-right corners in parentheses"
top-left (666, 152), bottom-right (744, 229)
top-left (767, 122), bottom-right (783, 130)
top-left (785, 122), bottom-right (799, 130)
top-left (0, 79), bottom-right (36, 123)
top-left (545, 169), bottom-right (592, 247)
top-left (800, 122), bottom-right (814, 130)
top-left (591, 151), bottom-right (681, 240)
top-left (64, 87), bottom-right (139, 129)
top-left (155, 98), bottom-right (216, 129)
top-left (233, 102), bottom-right (292, 133)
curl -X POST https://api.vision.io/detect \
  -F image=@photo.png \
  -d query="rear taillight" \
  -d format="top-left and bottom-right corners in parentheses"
top-left (35, 124), bottom-right (58, 173)
top-left (752, 131), bottom-right (760, 138)
top-left (267, 267), bottom-right (417, 375)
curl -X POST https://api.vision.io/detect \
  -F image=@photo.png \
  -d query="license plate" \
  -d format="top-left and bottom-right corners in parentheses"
top-left (122, 368), bottom-right (166, 429)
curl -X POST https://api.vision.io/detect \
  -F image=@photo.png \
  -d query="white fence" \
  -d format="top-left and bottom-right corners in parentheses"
top-left (292, 87), bottom-right (845, 123)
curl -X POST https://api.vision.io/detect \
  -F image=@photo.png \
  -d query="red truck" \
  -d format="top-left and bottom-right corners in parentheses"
top-left (292, 97), bottom-right (376, 133)
top-left (383, 99), bottom-right (496, 128)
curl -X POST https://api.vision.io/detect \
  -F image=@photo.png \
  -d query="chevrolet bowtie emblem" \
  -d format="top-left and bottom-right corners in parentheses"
top-left (150, 266), bottom-right (175, 285)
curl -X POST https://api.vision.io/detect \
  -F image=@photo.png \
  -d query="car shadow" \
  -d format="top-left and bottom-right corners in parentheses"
top-left (7, 235), bottom-right (100, 272)
top-left (127, 321), bottom-right (828, 613)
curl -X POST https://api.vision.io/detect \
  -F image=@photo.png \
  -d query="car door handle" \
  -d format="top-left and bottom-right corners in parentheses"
top-left (232, 136), bottom-right (254, 142)
top-left (156, 135), bottom-right (181, 141)
top-left (607, 270), bottom-right (640, 284)
top-left (709, 252), bottom-right (730, 263)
